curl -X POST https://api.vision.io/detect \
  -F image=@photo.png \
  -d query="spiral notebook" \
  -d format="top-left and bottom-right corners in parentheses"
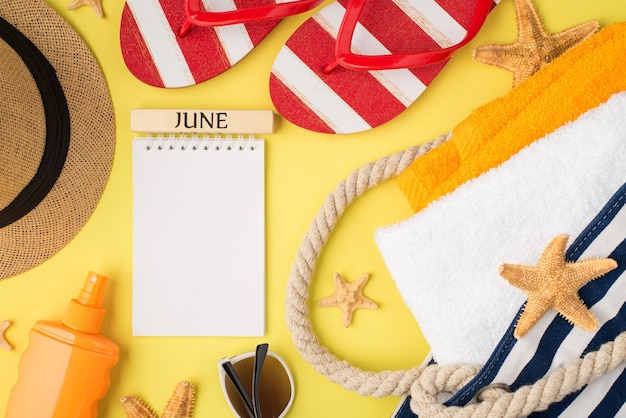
top-left (132, 110), bottom-right (268, 336)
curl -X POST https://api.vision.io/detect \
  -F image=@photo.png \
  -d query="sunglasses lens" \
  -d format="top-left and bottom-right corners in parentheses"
top-left (224, 355), bottom-right (292, 418)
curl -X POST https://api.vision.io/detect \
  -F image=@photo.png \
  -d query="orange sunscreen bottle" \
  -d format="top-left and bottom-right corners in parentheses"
top-left (5, 272), bottom-right (119, 418)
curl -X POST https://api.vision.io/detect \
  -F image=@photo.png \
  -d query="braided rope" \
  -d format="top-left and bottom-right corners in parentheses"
top-left (284, 136), bottom-right (626, 416)
top-left (410, 330), bottom-right (626, 417)
top-left (285, 135), bottom-right (449, 397)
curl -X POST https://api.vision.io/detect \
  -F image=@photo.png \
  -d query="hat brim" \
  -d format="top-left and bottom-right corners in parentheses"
top-left (0, 0), bottom-right (115, 279)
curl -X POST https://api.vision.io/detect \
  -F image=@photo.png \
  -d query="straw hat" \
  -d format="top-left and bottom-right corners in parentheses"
top-left (0, 0), bottom-right (115, 279)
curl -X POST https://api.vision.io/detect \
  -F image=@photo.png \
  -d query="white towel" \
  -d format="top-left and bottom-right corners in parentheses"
top-left (375, 91), bottom-right (626, 366)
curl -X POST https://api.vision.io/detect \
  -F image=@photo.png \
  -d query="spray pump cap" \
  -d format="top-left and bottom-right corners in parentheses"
top-left (62, 272), bottom-right (108, 334)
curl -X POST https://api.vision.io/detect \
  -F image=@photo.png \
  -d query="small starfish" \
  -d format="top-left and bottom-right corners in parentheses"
top-left (67, 0), bottom-right (104, 18)
top-left (121, 381), bottom-right (195, 418)
top-left (120, 396), bottom-right (157, 418)
top-left (0, 320), bottom-right (11, 351)
top-left (318, 273), bottom-right (378, 327)
top-left (499, 234), bottom-right (617, 339)
top-left (472, 0), bottom-right (599, 86)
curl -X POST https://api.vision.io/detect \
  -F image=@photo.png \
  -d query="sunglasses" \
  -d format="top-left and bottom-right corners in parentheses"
top-left (218, 344), bottom-right (294, 418)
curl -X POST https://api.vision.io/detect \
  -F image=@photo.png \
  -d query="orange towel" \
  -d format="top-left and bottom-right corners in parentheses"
top-left (397, 23), bottom-right (626, 213)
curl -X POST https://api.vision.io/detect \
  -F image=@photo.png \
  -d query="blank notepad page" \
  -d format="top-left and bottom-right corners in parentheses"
top-left (132, 136), bottom-right (265, 336)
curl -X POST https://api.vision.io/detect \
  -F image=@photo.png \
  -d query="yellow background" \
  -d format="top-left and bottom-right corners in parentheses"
top-left (2, 0), bottom-right (626, 416)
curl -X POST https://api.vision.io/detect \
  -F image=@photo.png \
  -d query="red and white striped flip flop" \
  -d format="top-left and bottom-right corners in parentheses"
top-left (121, 0), bottom-right (323, 88)
top-left (270, 0), bottom-right (497, 134)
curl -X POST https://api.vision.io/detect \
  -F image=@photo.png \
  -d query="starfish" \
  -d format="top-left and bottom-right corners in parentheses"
top-left (499, 234), bottom-right (617, 339)
top-left (67, 0), bottom-right (104, 18)
top-left (472, 0), bottom-right (599, 86)
top-left (318, 273), bottom-right (378, 327)
top-left (0, 320), bottom-right (11, 351)
top-left (121, 381), bottom-right (195, 418)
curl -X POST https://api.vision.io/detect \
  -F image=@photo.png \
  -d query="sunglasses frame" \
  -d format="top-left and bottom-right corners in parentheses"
top-left (218, 348), bottom-right (295, 418)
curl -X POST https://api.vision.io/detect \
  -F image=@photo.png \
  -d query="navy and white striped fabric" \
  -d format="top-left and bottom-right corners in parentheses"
top-left (395, 181), bottom-right (626, 417)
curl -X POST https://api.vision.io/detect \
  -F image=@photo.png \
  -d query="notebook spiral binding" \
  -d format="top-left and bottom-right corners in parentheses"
top-left (142, 134), bottom-right (261, 152)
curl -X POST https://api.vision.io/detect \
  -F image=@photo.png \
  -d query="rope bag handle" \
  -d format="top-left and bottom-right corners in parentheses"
top-left (284, 135), bottom-right (626, 417)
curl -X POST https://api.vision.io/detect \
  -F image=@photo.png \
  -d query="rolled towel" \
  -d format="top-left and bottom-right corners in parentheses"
top-left (375, 91), bottom-right (626, 366)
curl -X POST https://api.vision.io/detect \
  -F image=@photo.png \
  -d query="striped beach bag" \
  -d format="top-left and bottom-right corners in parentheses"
top-left (285, 23), bottom-right (626, 417)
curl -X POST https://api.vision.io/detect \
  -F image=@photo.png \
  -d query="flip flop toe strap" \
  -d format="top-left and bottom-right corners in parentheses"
top-left (181, 0), bottom-right (324, 36)
top-left (323, 0), bottom-right (494, 73)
